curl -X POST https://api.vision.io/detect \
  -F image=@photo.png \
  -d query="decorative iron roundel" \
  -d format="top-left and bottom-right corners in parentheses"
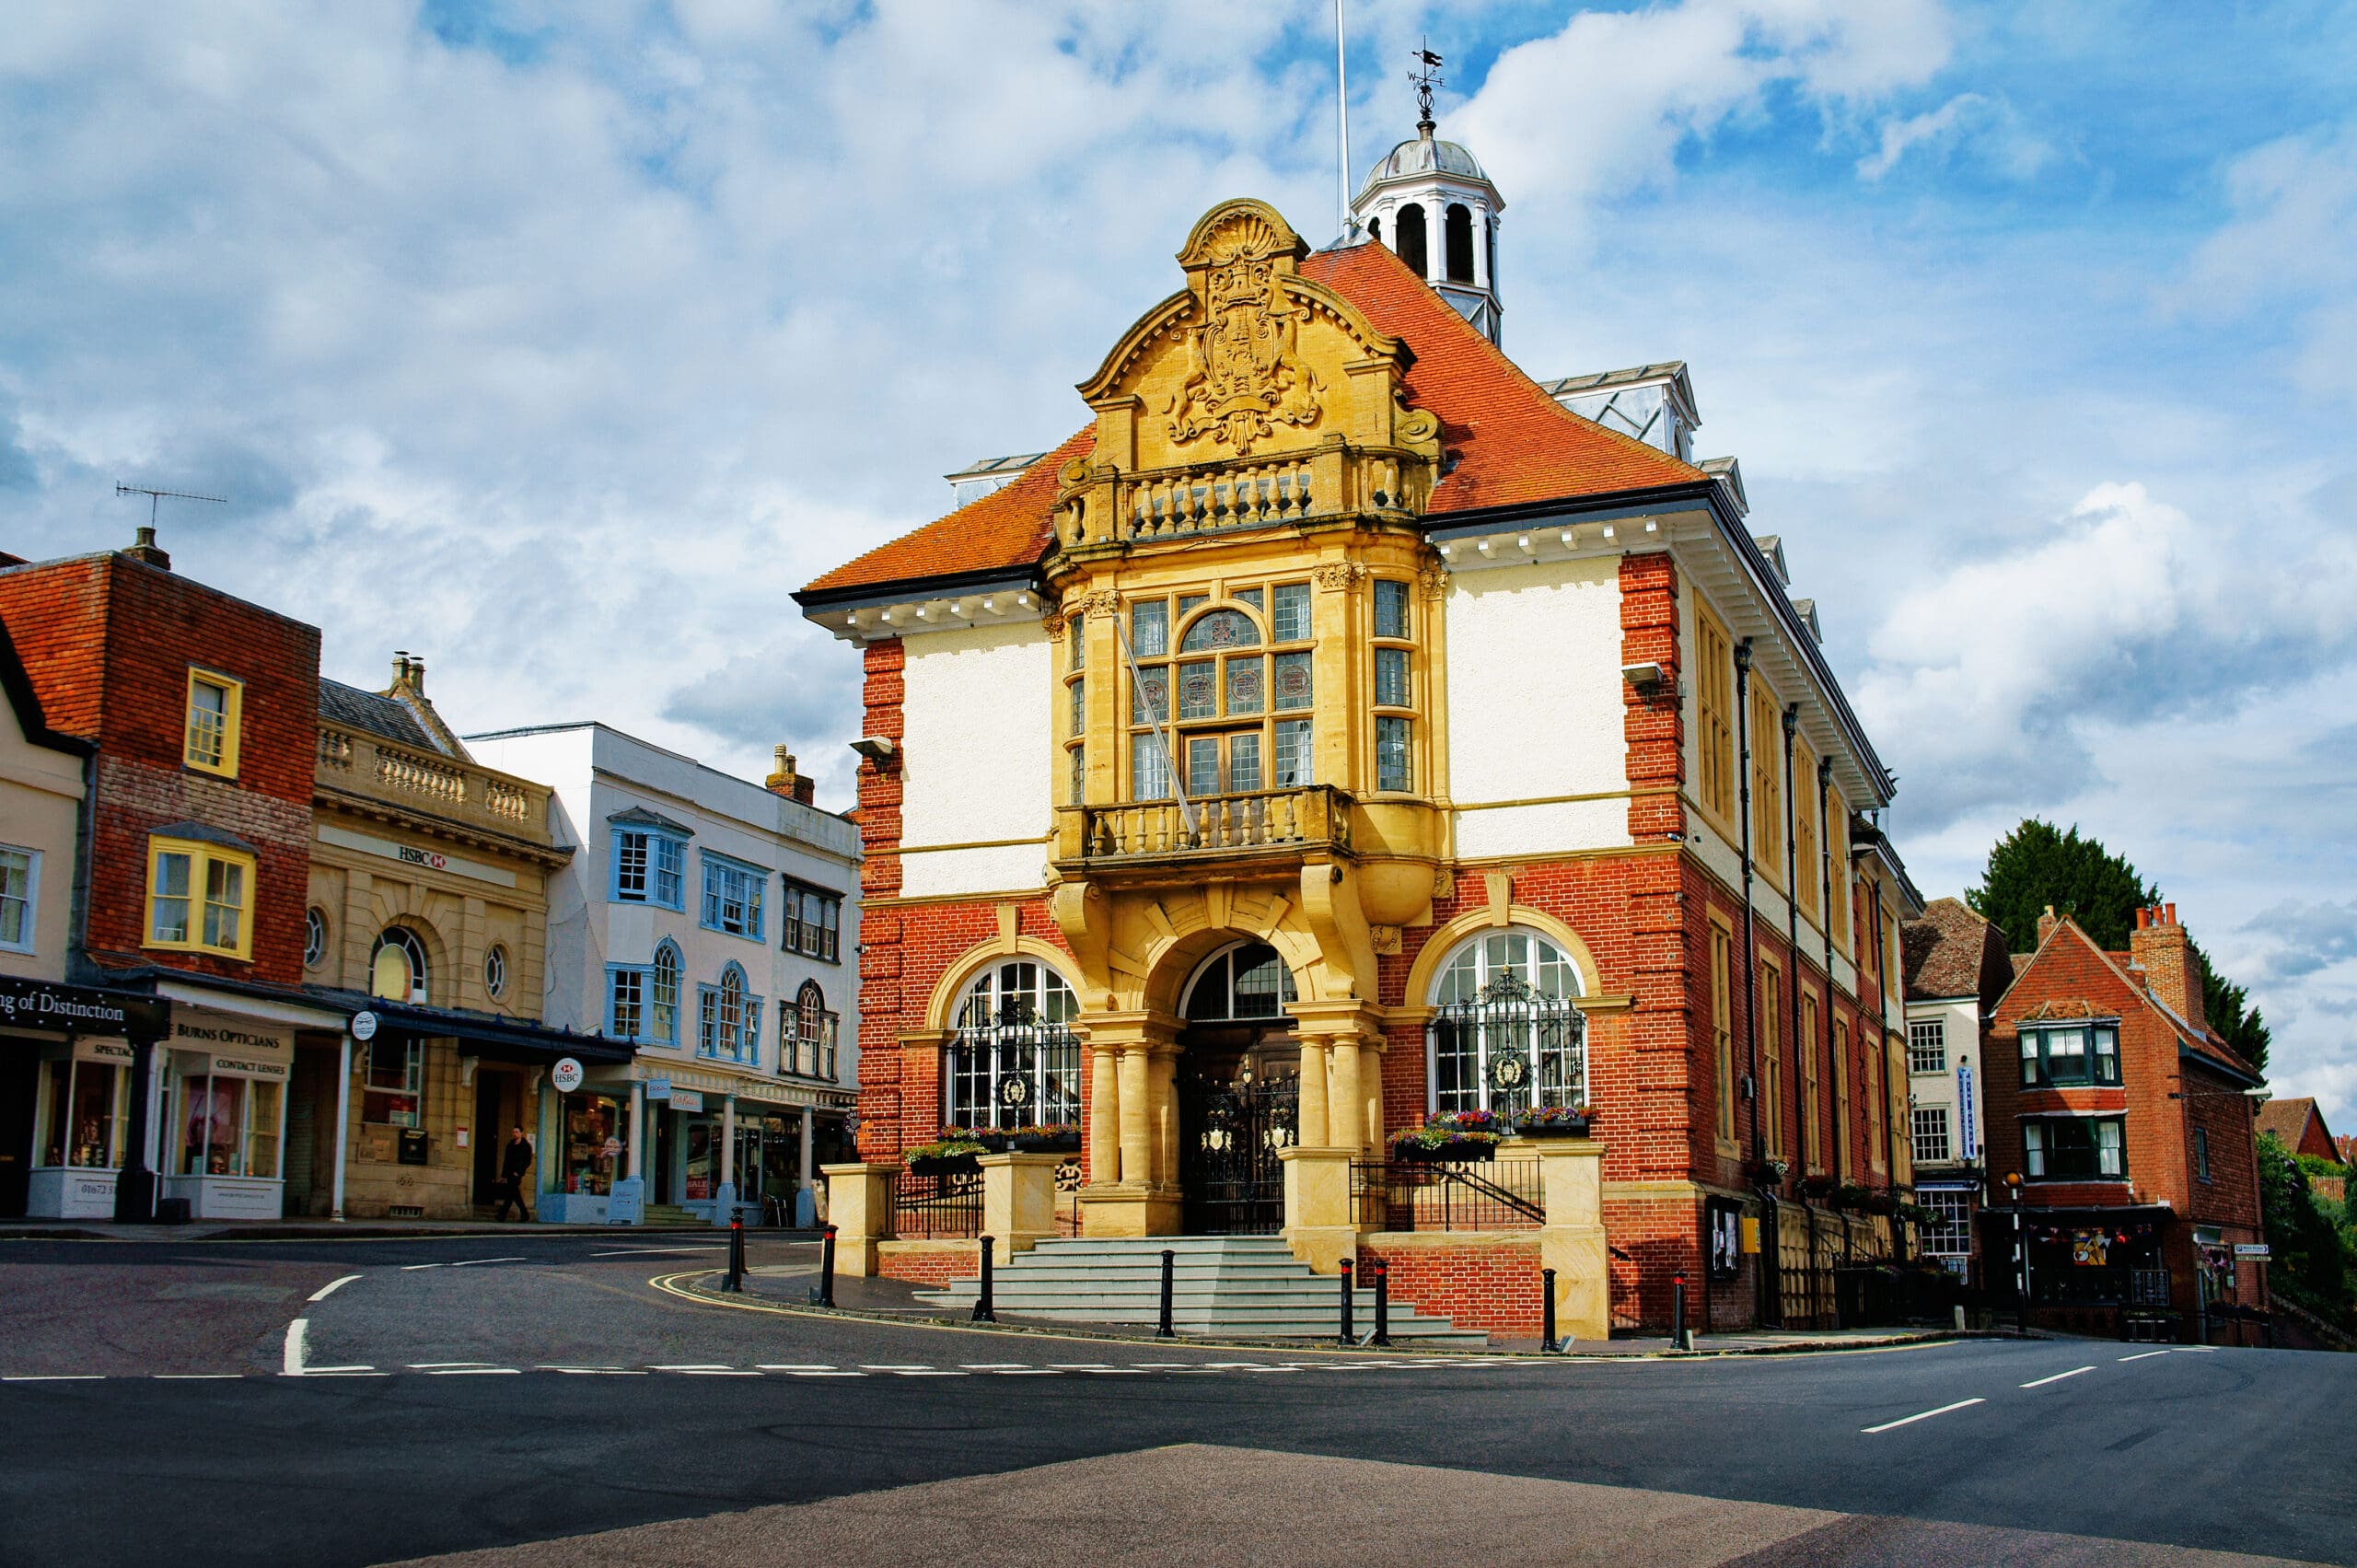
top-left (1489, 1051), bottom-right (1530, 1090)
top-left (997, 1074), bottom-right (1033, 1109)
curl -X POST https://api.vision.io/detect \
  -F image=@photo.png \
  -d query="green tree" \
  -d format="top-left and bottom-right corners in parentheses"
top-left (2257, 1132), bottom-right (2350, 1323)
top-left (1967, 818), bottom-right (2270, 1071)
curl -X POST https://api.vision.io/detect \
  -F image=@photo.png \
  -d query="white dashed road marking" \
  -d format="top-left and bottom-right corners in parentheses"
top-left (450, 1257), bottom-right (528, 1268)
top-left (283, 1318), bottom-right (308, 1376)
top-left (308, 1274), bottom-right (362, 1303)
top-left (591, 1248), bottom-right (723, 1258)
top-left (1863, 1398), bottom-right (1985, 1434)
top-left (3, 1375), bottom-right (102, 1382)
top-left (2021, 1365), bottom-right (2096, 1388)
top-left (2118, 1351), bottom-right (2171, 1363)
top-left (539, 1366), bottom-right (646, 1376)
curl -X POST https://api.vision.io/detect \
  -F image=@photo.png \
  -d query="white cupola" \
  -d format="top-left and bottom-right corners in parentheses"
top-left (1351, 102), bottom-right (1506, 345)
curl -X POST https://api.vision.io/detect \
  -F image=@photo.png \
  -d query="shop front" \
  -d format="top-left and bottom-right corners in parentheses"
top-left (573, 1062), bottom-right (853, 1226)
top-left (0, 978), bottom-right (170, 1220)
top-left (159, 1011), bottom-right (296, 1222)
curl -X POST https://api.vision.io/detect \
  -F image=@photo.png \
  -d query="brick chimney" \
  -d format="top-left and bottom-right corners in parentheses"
top-left (2036, 904), bottom-right (2061, 946)
top-left (123, 525), bottom-right (171, 571)
top-left (766, 744), bottom-right (815, 806)
top-left (2130, 902), bottom-right (2206, 1032)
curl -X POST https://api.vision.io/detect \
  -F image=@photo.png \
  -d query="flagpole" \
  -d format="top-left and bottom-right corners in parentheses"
top-left (1111, 610), bottom-right (1197, 838)
top-left (1335, 0), bottom-right (1353, 238)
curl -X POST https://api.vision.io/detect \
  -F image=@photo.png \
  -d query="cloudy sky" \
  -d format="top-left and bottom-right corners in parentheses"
top-left (5, 2), bottom-right (2353, 1121)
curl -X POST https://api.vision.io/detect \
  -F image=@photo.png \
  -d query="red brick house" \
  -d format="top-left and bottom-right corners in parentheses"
top-left (2258, 1097), bottom-right (2345, 1203)
top-left (0, 529), bottom-right (344, 1220)
top-left (1982, 902), bottom-right (2267, 1341)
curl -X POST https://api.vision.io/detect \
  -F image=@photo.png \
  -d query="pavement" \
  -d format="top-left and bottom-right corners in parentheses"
top-left (0, 1230), bottom-right (2349, 1567)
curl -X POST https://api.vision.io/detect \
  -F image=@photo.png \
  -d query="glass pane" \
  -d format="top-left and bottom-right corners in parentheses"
top-left (1273, 651), bottom-right (1313, 710)
top-left (157, 852), bottom-right (190, 900)
top-left (1230, 587), bottom-right (1263, 611)
top-left (1374, 580), bottom-right (1410, 639)
top-left (1068, 677), bottom-right (1085, 738)
top-left (1225, 656), bottom-right (1263, 715)
top-left (1180, 609), bottom-right (1260, 653)
top-left (1226, 733), bottom-right (1260, 794)
top-left (1177, 593), bottom-right (1208, 622)
top-left (1375, 647), bottom-right (1411, 707)
top-left (1376, 715), bottom-right (1411, 792)
top-left (1232, 946), bottom-right (1284, 1016)
top-left (1070, 617), bottom-right (1085, 668)
top-left (1069, 745), bottom-right (1086, 806)
top-left (1187, 737), bottom-right (1220, 798)
top-left (1130, 599), bottom-right (1167, 657)
top-left (1273, 719), bottom-right (1313, 787)
top-left (1271, 583), bottom-right (1310, 643)
top-left (1132, 668), bottom-right (1168, 724)
top-left (1177, 660), bottom-right (1216, 719)
top-left (1132, 737), bottom-right (1173, 800)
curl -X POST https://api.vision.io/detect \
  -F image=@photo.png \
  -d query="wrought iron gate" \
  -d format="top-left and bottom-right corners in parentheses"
top-left (1178, 1065), bottom-right (1298, 1235)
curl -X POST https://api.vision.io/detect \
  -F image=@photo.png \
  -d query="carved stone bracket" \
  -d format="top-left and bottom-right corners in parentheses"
top-left (1418, 564), bottom-right (1450, 600)
top-left (1312, 562), bottom-right (1366, 591)
top-left (1074, 589), bottom-right (1120, 621)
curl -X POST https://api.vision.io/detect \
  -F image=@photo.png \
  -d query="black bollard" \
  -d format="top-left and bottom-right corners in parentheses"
top-left (973, 1235), bottom-right (996, 1322)
top-left (818, 1222), bottom-right (838, 1307)
top-left (1541, 1266), bottom-right (1558, 1352)
top-left (1672, 1272), bottom-right (1688, 1352)
top-left (1338, 1257), bottom-right (1356, 1345)
top-left (1372, 1257), bottom-right (1391, 1347)
top-left (727, 1216), bottom-right (745, 1292)
top-left (1158, 1248), bottom-right (1177, 1338)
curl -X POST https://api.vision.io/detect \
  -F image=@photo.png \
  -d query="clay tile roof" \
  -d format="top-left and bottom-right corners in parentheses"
top-left (2254, 1097), bottom-right (2316, 1146)
top-left (802, 426), bottom-right (1093, 598)
top-left (1298, 242), bottom-right (1704, 514)
top-left (800, 239), bottom-right (1703, 599)
top-left (1903, 897), bottom-right (1994, 1000)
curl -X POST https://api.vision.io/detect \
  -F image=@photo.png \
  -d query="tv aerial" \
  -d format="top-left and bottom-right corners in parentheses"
top-left (115, 482), bottom-right (226, 527)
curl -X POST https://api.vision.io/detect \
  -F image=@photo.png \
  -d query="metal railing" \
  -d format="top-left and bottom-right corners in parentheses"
top-left (888, 1167), bottom-right (981, 1240)
top-left (1351, 1158), bottom-right (1545, 1233)
top-left (1060, 784), bottom-right (1353, 865)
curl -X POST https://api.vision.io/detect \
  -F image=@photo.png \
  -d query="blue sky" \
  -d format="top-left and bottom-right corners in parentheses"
top-left (3, 2), bottom-right (2353, 1121)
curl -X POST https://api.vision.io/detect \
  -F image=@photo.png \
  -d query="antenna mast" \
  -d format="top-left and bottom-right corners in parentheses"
top-left (1334, 0), bottom-right (1352, 238)
top-left (114, 482), bottom-right (226, 528)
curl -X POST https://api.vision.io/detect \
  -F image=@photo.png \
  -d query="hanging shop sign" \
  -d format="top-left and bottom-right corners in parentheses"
top-left (647, 1074), bottom-right (671, 1102)
top-left (667, 1088), bottom-right (704, 1112)
top-left (1956, 1060), bottom-right (1977, 1162)
top-left (0, 977), bottom-right (167, 1038)
top-left (551, 1057), bottom-right (585, 1094)
top-left (351, 1009), bottom-right (379, 1042)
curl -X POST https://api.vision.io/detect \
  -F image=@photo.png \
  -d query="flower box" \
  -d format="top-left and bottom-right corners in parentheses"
top-left (1014, 1131), bottom-right (1081, 1153)
top-left (1392, 1135), bottom-right (1498, 1165)
top-left (1513, 1115), bottom-right (1592, 1138)
top-left (906, 1153), bottom-right (981, 1179)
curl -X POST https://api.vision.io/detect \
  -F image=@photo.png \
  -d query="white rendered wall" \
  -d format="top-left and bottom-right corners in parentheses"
top-left (1445, 556), bottom-right (1631, 859)
top-left (899, 621), bottom-right (1053, 899)
top-left (1905, 994), bottom-right (1984, 1164)
top-left (0, 680), bottom-right (83, 981)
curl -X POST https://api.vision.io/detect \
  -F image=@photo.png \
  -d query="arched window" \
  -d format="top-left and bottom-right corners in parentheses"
top-left (304, 907), bottom-right (329, 970)
top-left (1445, 203), bottom-right (1475, 283)
top-left (946, 959), bottom-right (1080, 1130)
top-left (370, 927), bottom-right (428, 1004)
top-left (797, 981), bottom-right (825, 1076)
top-left (1366, 215), bottom-right (1381, 243)
top-left (1394, 203), bottom-right (1429, 279)
top-left (651, 941), bottom-right (681, 1045)
top-left (699, 960), bottom-right (759, 1063)
top-left (1426, 927), bottom-right (1586, 1115)
top-left (1182, 941), bottom-right (1297, 1022)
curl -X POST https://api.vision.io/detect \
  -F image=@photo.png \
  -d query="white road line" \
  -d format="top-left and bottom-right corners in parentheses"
top-left (861, 1364), bottom-right (940, 1371)
top-left (1862, 1398), bottom-right (1984, 1434)
top-left (301, 1366), bottom-right (383, 1376)
top-left (308, 1274), bottom-right (362, 1303)
top-left (2175, 1346), bottom-right (2218, 1353)
top-left (4, 1375), bottom-right (104, 1382)
top-left (282, 1318), bottom-right (308, 1376)
top-left (756, 1364), bottom-right (842, 1372)
top-left (155, 1374), bottom-right (244, 1380)
top-left (591, 1248), bottom-right (721, 1258)
top-left (450, 1257), bottom-right (528, 1268)
top-left (765, 1368), bottom-right (865, 1376)
top-left (2119, 1350), bottom-right (2171, 1363)
top-left (1232, 1365), bottom-right (1306, 1374)
top-left (428, 1368), bottom-right (521, 1376)
top-left (409, 1362), bottom-right (499, 1368)
top-left (650, 1364), bottom-right (739, 1371)
top-left (666, 1369), bottom-right (763, 1376)
top-left (2021, 1365), bottom-right (2096, 1388)
top-left (400, 1263), bottom-right (445, 1272)
top-left (964, 1365), bottom-right (1062, 1375)
top-left (538, 1367), bottom-right (645, 1376)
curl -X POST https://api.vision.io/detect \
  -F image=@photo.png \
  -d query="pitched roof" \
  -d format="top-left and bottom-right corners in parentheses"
top-left (319, 678), bottom-right (441, 753)
top-left (2014, 916), bottom-right (2262, 1083)
top-left (2256, 1097), bottom-right (2333, 1154)
top-left (1903, 897), bottom-right (2001, 1001)
top-left (799, 239), bottom-right (1703, 600)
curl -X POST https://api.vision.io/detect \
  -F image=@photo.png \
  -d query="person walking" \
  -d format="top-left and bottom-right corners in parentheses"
top-left (495, 1124), bottom-right (534, 1222)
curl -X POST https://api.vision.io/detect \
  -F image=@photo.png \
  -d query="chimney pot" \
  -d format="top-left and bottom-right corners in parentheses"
top-left (124, 525), bottom-right (171, 571)
top-left (2164, 902), bottom-right (2176, 925)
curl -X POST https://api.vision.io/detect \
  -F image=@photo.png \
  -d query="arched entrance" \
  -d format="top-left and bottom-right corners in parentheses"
top-left (1175, 941), bottom-right (1300, 1234)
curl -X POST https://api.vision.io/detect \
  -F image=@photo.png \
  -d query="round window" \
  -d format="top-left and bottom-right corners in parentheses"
top-left (303, 907), bottom-right (329, 970)
top-left (485, 944), bottom-right (509, 1001)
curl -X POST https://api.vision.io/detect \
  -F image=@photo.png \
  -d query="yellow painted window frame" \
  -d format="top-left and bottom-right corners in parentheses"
top-left (1758, 953), bottom-right (1783, 1159)
top-left (1800, 987), bottom-right (1821, 1173)
top-left (1692, 603), bottom-right (1736, 829)
top-left (145, 835), bottom-right (257, 960)
top-left (1827, 783), bottom-right (1852, 951)
top-left (184, 668), bottom-right (244, 778)
top-left (1794, 741), bottom-right (1819, 919)
top-left (1832, 1014), bottom-right (1852, 1180)
top-left (1748, 673), bottom-right (1783, 886)
top-left (1121, 581), bottom-right (1316, 804)
top-left (1709, 915), bottom-right (1736, 1150)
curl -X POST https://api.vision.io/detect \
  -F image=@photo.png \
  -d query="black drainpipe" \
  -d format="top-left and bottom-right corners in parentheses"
top-left (1734, 641), bottom-right (1772, 1326)
top-left (1817, 756), bottom-right (1847, 1276)
top-left (1871, 871), bottom-right (1902, 1259)
top-left (1782, 703), bottom-right (1814, 1323)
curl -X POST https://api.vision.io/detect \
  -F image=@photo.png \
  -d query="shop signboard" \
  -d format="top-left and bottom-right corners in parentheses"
top-left (668, 1088), bottom-right (704, 1112)
top-left (0, 977), bottom-right (166, 1039)
top-left (1956, 1060), bottom-right (1977, 1161)
top-left (552, 1057), bottom-right (584, 1094)
top-left (647, 1074), bottom-right (671, 1102)
top-left (2235, 1243), bottom-right (2270, 1258)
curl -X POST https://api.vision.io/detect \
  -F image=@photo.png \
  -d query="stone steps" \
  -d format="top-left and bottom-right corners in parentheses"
top-left (913, 1236), bottom-right (1484, 1346)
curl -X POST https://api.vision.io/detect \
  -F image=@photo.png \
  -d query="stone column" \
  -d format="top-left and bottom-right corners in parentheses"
top-left (1295, 1040), bottom-right (1330, 1148)
top-left (819, 1160), bottom-right (900, 1277)
top-left (798, 1107), bottom-right (815, 1195)
top-left (715, 1093), bottom-right (737, 1226)
top-left (628, 1081), bottom-right (645, 1179)
top-left (1077, 1011), bottom-right (1180, 1237)
top-left (1087, 1045), bottom-right (1120, 1181)
top-left (1329, 1040), bottom-right (1364, 1155)
top-left (1118, 1047), bottom-right (1151, 1186)
top-left (1147, 1046), bottom-right (1179, 1188)
top-left (1359, 1041), bottom-right (1385, 1155)
top-left (979, 1151), bottom-right (1062, 1255)
top-left (1538, 1137), bottom-right (1610, 1342)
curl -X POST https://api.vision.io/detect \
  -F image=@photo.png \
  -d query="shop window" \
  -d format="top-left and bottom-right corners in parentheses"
top-left (1909, 1018), bottom-right (1946, 1074)
top-left (1918, 1189), bottom-right (1973, 1258)
top-left (371, 927), bottom-right (429, 1005)
top-left (0, 845), bottom-right (37, 953)
top-left (559, 1092), bottom-right (627, 1196)
top-left (174, 1070), bottom-right (282, 1179)
top-left (1425, 928), bottom-right (1586, 1118)
top-left (2024, 1117), bottom-right (2126, 1180)
top-left (2020, 1022), bottom-right (2120, 1087)
top-left (700, 854), bottom-right (766, 940)
top-left (364, 1038), bottom-right (424, 1128)
top-left (183, 668), bottom-right (242, 778)
top-left (39, 1055), bottom-right (127, 1168)
top-left (145, 837), bottom-right (255, 960)
top-left (612, 828), bottom-right (686, 910)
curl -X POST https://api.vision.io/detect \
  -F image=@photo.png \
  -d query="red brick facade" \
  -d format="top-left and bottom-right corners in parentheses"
top-left (0, 551), bottom-right (320, 985)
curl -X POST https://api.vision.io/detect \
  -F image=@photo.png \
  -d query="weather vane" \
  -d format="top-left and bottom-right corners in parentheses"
top-left (1410, 40), bottom-right (1443, 134)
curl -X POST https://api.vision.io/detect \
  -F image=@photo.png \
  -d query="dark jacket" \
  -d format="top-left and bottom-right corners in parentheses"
top-left (500, 1135), bottom-right (533, 1182)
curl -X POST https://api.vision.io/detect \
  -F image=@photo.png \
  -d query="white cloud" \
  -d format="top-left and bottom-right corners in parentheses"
top-left (1856, 91), bottom-right (2049, 180)
top-left (2178, 121), bottom-right (2357, 401)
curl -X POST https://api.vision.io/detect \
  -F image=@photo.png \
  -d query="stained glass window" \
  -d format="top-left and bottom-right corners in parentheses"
top-left (1180, 609), bottom-right (1260, 653)
top-left (1132, 668), bottom-right (1168, 724)
top-left (1177, 660), bottom-right (1217, 719)
top-left (1230, 587), bottom-right (1263, 612)
top-left (1271, 583), bottom-right (1310, 642)
top-left (1273, 651), bottom-right (1312, 710)
top-left (1226, 656), bottom-right (1264, 715)
top-left (1226, 733), bottom-right (1261, 793)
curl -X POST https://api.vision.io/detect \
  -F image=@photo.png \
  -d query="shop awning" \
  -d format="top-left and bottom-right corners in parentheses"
top-left (304, 989), bottom-right (636, 1068)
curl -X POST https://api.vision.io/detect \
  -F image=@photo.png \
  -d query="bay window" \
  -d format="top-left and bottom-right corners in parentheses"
top-left (1124, 583), bottom-right (1312, 803)
top-left (2020, 1021), bottom-right (2119, 1087)
top-left (2024, 1116), bottom-right (2125, 1180)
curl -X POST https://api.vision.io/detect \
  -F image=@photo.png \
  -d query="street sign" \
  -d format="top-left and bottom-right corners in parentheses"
top-left (350, 1010), bottom-right (378, 1042)
top-left (2235, 1243), bottom-right (2270, 1258)
top-left (551, 1057), bottom-right (584, 1094)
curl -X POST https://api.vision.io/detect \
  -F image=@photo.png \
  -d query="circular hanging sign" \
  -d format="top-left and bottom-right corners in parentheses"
top-left (1489, 1052), bottom-right (1530, 1090)
top-left (551, 1057), bottom-right (585, 1094)
top-left (349, 1010), bottom-right (379, 1043)
top-left (997, 1074), bottom-right (1033, 1109)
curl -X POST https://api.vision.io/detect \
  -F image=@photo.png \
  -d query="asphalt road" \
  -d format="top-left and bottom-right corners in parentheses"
top-left (0, 1232), bottom-right (2348, 1567)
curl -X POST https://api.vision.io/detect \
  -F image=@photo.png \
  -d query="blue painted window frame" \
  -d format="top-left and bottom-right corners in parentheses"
top-left (649, 939), bottom-right (682, 1046)
top-left (605, 963), bottom-right (646, 1041)
top-left (699, 851), bottom-right (767, 940)
top-left (611, 828), bottom-right (687, 911)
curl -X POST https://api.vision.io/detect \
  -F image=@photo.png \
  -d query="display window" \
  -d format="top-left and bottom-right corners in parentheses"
top-left (39, 1054), bottom-right (129, 1169)
top-left (173, 1069), bottom-right (284, 1179)
top-left (365, 1038), bottom-right (425, 1127)
top-left (562, 1093), bottom-right (627, 1196)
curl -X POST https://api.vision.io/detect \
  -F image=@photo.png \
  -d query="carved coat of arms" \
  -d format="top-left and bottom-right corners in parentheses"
top-left (1165, 214), bottom-right (1323, 458)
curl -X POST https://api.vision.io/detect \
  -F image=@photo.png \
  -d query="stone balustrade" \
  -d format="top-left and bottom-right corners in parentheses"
top-left (315, 725), bottom-right (548, 836)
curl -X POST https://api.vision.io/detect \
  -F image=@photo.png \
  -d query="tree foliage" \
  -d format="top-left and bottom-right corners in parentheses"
top-left (1968, 818), bottom-right (2270, 1071)
top-left (2257, 1132), bottom-right (2351, 1323)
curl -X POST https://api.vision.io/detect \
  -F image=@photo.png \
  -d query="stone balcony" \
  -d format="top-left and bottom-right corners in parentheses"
top-left (1056, 445), bottom-right (1433, 552)
top-left (316, 726), bottom-right (554, 846)
top-left (1054, 784), bottom-right (1354, 877)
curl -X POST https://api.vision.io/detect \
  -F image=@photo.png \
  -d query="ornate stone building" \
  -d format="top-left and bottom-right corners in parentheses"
top-left (798, 130), bottom-right (1922, 1332)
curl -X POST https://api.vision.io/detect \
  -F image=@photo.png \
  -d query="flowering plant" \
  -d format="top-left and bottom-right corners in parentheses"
top-left (1011, 1123), bottom-right (1082, 1140)
top-left (1393, 1112), bottom-right (1504, 1153)
top-left (907, 1132), bottom-right (989, 1163)
top-left (1518, 1103), bottom-right (1594, 1127)
top-left (1433, 1108), bottom-right (1504, 1132)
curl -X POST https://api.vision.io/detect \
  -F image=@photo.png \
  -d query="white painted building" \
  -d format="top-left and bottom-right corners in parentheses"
top-left (1901, 897), bottom-right (2014, 1277)
top-left (466, 723), bottom-right (859, 1225)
